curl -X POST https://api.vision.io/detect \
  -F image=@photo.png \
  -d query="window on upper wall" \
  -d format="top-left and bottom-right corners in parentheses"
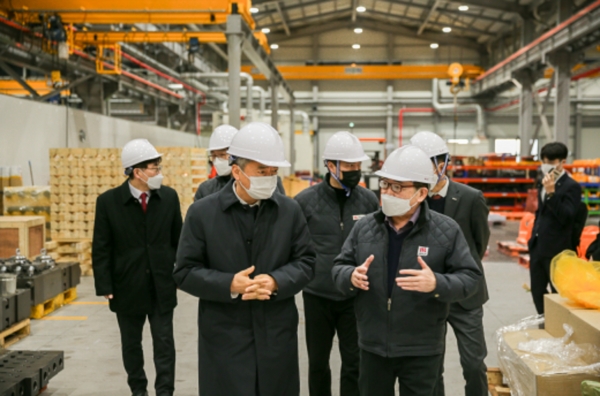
top-left (494, 139), bottom-right (539, 156)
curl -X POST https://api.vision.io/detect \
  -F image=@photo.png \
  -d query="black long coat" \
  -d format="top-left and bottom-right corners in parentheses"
top-left (92, 181), bottom-right (183, 315)
top-left (174, 180), bottom-right (315, 396)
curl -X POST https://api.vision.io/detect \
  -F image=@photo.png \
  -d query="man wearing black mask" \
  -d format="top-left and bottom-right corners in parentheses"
top-left (295, 131), bottom-right (380, 396)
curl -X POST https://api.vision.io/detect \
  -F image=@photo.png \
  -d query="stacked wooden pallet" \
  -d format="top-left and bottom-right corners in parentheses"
top-left (49, 147), bottom-right (208, 242)
top-left (45, 240), bottom-right (92, 276)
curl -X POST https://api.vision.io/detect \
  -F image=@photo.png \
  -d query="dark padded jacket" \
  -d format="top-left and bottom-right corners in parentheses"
top-left (295, 178), bottom-right (380, 300)
top-left (194, 175), bottom-right (286, 201)
top-left (332, 203), bottom-right (481, 358)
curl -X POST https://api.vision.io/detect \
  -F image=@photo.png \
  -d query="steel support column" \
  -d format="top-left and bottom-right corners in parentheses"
top-left (226, 14), bottom-right (243, 129)
top-left (386, 85), bottom-right (393, 151)
top-left (289, 101), bottom-right (295, 174)
top-left (553, 51), bottom-right (571, 145)
top-left (270, 79), bottom-right (279, 128)
top-left (516, 72), bottom-right (534, 156)
top-left (575, 80), bottom-right (583, 159)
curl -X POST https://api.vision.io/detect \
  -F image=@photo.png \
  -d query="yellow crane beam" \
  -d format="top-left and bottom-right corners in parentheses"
top-left (0, 79), bottom-right (69, 96)
top-left (240, 64), bottom-right (486, 80)
top-left (73, 30), bottom-right (270, 53)
top-left (0, 0), bottom-right (255, 29)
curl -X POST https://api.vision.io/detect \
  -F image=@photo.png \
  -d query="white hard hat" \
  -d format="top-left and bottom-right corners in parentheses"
top-left (375, 145), bottom-right (437, 184)
top-left (227, 122), bottom-right (291, 167)
top-left (121, 139), bottom-right (162, 169)
top-left (409, 131), bottom-right (449, 158)
top-left (322, 131), bottom-right (370, 162)
top-left (209, 124), bottom-right (238, 151)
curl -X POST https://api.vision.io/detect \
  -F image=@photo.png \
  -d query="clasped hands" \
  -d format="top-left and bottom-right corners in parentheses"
top-left (351, 255), bottom-right (437, 293)
top-left (231, 266), bottom-right (278, 301)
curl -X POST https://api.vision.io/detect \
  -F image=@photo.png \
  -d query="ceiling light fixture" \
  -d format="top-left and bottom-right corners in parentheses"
top-left (354, 28), bottom-right (363, 34)
top-left (270, 44), bottom-right (279, 49)
top-left (261, 28), bottom-right (271, 34)
top-left (430, 43), bottom-right (439, 49)
top-left (168, 83), bottom-right (184, 90)
top-left (356, 6), bottom-right (366, 12)
top-left (458, 5), bottom-right (469, 11)
top-left (352, 44), bottom-right (361, 49)
top-left (250, 7), bottom-right (259, 13)
top-left (442, 27), bottom-right (452, 33)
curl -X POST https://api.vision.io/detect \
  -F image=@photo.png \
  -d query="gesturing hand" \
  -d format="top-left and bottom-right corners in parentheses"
top-left (242, 274), bottom-right (278, 301)
top-left (351, 255), bottom-right (374, 291)
top-left (230, 266), bottom-right (255, 295)
top-left (396, 257), bottom-right (437, 293)
top-left (542, 173), bottom-right (556, 195)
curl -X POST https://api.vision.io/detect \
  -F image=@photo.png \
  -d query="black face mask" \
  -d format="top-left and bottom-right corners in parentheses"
top-left (340, 170), bottom-right (362, 189)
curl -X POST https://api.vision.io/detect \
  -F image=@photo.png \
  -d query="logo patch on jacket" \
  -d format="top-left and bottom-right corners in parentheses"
top-left (417, 246), bottom-right (429, 256)
top-left (353, 215), bottom-right (365, 221)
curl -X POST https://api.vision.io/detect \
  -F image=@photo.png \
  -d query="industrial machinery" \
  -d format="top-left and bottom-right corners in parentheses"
top-left (0, 350), bottom-right (64, 396)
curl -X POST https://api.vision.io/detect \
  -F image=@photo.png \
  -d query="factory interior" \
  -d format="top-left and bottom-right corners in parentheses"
top-left (1, 0), bottom-right (600, 395)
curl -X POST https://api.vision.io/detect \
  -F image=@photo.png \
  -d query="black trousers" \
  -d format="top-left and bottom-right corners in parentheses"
top-left (435, 305), bottom-right (487, 396)
top-left (116, 305), bottom-right (176, 396)
top-left (302, 292), bottom-right (360, 396)
top-left (359, 349), bottom-right (443, 396)
top-left (529, 254), bottom-right (556, 314)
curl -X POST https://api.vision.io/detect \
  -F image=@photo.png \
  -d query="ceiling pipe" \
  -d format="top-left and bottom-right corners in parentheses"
top-left (264, 109), bottom-right (310, 134)
top-left (211, 85), bottom-right (267, 118)
top-left (432, 78), bottom-right (485, 136)
top-left (397, 108), bottom-right (434, 147)
top-left (182, 72), bottom-right (254, 121)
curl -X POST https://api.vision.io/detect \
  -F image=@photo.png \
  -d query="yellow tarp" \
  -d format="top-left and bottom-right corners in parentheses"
top-left (551, 250), bottom-right (600, 309)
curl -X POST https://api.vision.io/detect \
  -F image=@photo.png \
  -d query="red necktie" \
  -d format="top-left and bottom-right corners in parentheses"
top-left (431, 195), bottom-right (442, 200)
top-left (140, 192), bottom-right (148, 213)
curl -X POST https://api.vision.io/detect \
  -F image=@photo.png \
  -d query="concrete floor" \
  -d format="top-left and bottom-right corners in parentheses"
top-left (10, 221), bottom-right (536, 396)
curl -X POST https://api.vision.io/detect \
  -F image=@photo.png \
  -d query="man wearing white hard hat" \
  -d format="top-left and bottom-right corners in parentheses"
top-left (295, 131), bottom-right (379, 396)
top-left (174, 122), bottom-right (316, 396)
top-left (195, 124), bottom-right (286, 201)
top-left (93, 139), bottom-right (183, 396)
top-left (332, 145), bottom-right (481, 396)
top-left (410, 131), bottom-right (490, 396)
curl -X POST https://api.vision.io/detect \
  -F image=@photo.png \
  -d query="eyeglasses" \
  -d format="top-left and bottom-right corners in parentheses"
top-left (379, 180), bottom-right (415, 193)
top-left (145, 166), bottom-right (162, 172)
top-left (211, 153), bottom-right (229, 160)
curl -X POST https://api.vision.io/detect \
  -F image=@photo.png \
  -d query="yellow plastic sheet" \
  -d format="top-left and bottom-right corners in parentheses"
top-left (551, 250), bottom-right (600, 309)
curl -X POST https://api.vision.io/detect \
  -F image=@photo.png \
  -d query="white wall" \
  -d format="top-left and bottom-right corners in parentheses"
top-left (0, 94), bottom-right (196, 186)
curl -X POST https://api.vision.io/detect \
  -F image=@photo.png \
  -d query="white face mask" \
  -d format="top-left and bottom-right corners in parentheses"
top-left (381, 191), bottom-right (420, 217)
top-left (239, 170), bottom-right (278, 200)
top-left (541, 163), bottom-right (557, 176)
top-left (141, 171), bottom-right (163, 190)
top-left (213, 157), bottom-right (232, 176)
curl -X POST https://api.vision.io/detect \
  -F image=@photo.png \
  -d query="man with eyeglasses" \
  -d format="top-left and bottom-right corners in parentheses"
top-left (410, 131), bottom-right (490, 396)
top-left (93, 139), bottom-right (183, 396)
top-left (195, 124), bottom-right (285, 201)
top-left (332, 145), bottom-right (481, 396)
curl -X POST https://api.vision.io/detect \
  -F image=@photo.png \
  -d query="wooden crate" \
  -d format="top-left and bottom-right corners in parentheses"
top-left (0, 216), bottom-right (46, 259)
top-left (487, 367), bottom-right (512, 396)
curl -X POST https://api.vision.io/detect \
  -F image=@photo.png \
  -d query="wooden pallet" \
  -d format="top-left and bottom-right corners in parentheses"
top-left (487, 367), bottom-right (511, 396)
top-left (497, 241), bottom-right (528, 257)
top-left (31, 288), bottom-right (78, 319)
top-left (518, 254), bottom-right (530, 269)
top-left (0, 319), bottom-right (31, 348)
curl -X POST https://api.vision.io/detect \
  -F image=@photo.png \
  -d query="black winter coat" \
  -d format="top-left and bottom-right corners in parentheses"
top-left (194, 175), bottom-right (286, 201)
top-left (174, 180), bottom-right (315, 396)
top-left (332, 204), bottom-right (481, 358)
top-left (528, 173), bottom-right (582, 259)
top-left (295, 177), bottom-right (379, 300)
top-left (92, 181), bottom-right (183, 315)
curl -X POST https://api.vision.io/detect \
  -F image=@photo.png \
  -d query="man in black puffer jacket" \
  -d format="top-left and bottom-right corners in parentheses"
top-left (332, 145), bottom-right (481, 396)
top-left (295, 132), bottom-right (379, 396)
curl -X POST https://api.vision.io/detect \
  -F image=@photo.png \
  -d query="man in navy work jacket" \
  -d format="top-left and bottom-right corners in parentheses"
top-left (93, 138), bottom-right (183, 396)
top-left (174, 122), bottom-right (316, 396)
top-left (332, 145), bottom-right (481, 396)
top-left (295, 131), bottom-right (379, 396)
top-left (411, 131), bottom-right (490, 396)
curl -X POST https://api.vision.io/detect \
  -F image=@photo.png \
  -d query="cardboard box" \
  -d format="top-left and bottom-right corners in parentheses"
top-left (501, 329), bottom-right (600, 396)
top-left (545, 294), bottom-right (587, 337)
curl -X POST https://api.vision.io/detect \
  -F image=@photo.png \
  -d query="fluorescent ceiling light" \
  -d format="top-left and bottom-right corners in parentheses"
top-left (458, 5), bottom-right (469, 11)
top-left (270, 44), bottom-right (279, 49)
top-left (250, 7), bottom-right (259, 13)
top-left (448, 139), bottom-right (469, 145)
top-left (442, 27), bottom-right (452, 33)
top-left (261, 28), bottom-right (270, 34)
top-left (356, 6), bottom-right (366, 12)
top-left (430, 43), bottom-right (439, 49)
top-left (352, 44), bottom-right (361, 49)
top-left (354, 28), bottom-right (363, 34)
top-left (168, 83), bottom-right (184, 90)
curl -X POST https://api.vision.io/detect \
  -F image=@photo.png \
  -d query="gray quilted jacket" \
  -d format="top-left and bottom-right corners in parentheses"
top-left (332, 204), bottom-right (481, 358)
top-left (295, 178), bottom-right (379, 300)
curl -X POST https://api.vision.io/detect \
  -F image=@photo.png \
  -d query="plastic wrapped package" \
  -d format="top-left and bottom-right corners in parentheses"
top-left (497, 315), bottom-right (600, 396)
top-left (551, 250), bottom-right (600, 308)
